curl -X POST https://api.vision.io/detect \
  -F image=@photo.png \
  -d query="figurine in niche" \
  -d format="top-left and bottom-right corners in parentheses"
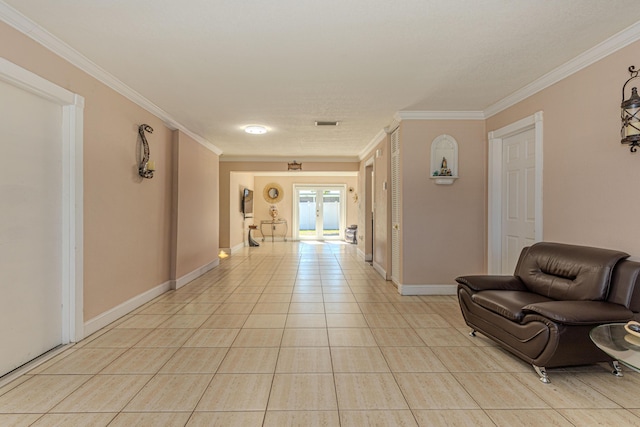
top-left (269, 205), bottom-right (279, 220)
top-left (439, 156), bottom-right (452, 176)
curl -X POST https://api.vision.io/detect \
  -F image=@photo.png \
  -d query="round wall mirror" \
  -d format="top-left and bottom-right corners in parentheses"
top-left (263, 183), bottom-right (284, 203)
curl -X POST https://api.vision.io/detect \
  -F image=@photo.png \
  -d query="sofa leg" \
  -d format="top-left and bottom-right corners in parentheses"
top-left (533, 365), bottom-right (551, 384)
top-left (612, 360), bottom-right (624, 377)
top-left (469, 329), bottom-right (476, 337)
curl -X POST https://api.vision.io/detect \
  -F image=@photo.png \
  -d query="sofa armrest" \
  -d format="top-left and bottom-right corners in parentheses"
top-left (523, 301), bottom-right (633, 325)
top-left (456, 275), bottom-right (527, 292)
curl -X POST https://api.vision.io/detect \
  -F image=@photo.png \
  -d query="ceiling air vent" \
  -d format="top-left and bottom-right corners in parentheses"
top-left (315, 121), bottom-right (340, 126)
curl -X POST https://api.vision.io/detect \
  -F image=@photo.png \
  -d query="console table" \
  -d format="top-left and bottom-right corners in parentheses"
top-left (260, 219), bottom-right (288, 242)
top-left (590, 323), bottom-right (640, 374)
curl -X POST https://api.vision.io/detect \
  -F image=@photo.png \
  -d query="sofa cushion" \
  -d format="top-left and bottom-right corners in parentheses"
top-left (523, 300), bottom-right (633, 325)
top-left (515, 242), bottom-right (629, 301)
top-left (456, 275), bottom-right (527, 292)
top-left (472, 290), bottom-right (554, 322)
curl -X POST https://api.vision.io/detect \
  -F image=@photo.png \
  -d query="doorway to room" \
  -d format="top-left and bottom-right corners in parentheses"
top-left (488, 111), bottom-right (543, 274)
top-left (293, 185), bottom-right (346, 241)
top-left (0, 58), bottom-right (84, 378)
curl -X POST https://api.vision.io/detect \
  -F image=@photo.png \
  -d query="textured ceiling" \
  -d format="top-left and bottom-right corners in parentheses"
top-left (4, 0), bottom-right (640, 160)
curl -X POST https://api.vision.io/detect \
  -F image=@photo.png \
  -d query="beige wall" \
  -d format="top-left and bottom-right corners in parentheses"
top-left (172, 131), bottom-right (220, 279)
top-left (0, 22), bottom-right (220, 322)
top-left (229, 172), bottom-right (255, 249)
top-left (219, 161), bottom-right (359, 248)
top-left (358, 137), bottom-right (391, 277)
top-left (487, 39), bottom-right (640, 257)
top-left (252, 175), bottom-right (358, 240)
top-left (399, 120), bottom-right (486, 284)
top-left (374, 137), bottom-right (392, 275)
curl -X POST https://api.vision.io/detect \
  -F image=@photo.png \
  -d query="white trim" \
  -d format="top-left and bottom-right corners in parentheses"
top-left (398, 283), bottom-right (457, 296)
top-left (0, 3), bottom-right (222, 156)
top-left (396, 111), bottom-right (485, 121)
top-left (0, 343), bottom-right (73, 389)
top-left (485, 21), bottom-right (640, 118)
top-left (358, 129), bottom-right (387, 160)
top-left (63, 94), bottom-right (84, 342)
top-left (171, 259), bottom-right (220, 290)
top-left (292, 184), bottom-right (347, 241)
top-left (230, 242), bottom-right (246, 254)
top-left (83, 281), bottom-right (171, 337)
top-left (357, 248), bottom-right (366, 260)
top-left (372, 261), bottom-right (387, 280)
top-left (251, 171), bottom-right (358, 177)
top-left (219, 155), bottom-right (360, 163)
top-left (0, 57), bottom-right (85, 344)
top-left (487, 111), bottom-right (543, 274)
top-left (0, 57), bottom-right (74, 103)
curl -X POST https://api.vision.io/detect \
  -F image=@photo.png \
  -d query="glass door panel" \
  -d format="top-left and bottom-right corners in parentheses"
top-left (322, 190), bottom-right (341, 239)
top-left (298, 189), bottom-right (317, 239)
top-left (295, 186), bottom-right (345, 240)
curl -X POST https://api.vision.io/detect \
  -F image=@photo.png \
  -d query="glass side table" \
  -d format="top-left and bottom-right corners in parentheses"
top-left (590, 323), bottom-right (640, 375)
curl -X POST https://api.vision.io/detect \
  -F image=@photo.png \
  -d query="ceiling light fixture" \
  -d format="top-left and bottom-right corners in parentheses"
top-left (245, 125), bottom-right (267, 135)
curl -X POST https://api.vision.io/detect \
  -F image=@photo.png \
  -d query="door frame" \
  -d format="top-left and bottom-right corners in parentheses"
top-left (292, 184), bottom-right (347, 241)
top-left (487, 111), bottom-right (543, 274)
top-left (364, 157), bottom-right (374, 262)
top-left (0, 58), bottom-right (84, 343)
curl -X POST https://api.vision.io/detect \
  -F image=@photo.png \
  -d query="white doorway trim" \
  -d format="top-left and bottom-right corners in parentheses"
top-left (364, 156), bottom-right (374, 262)
top-left (488, 111), bottom-right (543, 274)
top-left (292, 184), bottom-right (347, 241)
top-left (0, 58), bottom-right (84, 343)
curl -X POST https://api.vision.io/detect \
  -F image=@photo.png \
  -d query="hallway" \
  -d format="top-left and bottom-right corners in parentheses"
top-left (1, 242), bottom-right (639, 426)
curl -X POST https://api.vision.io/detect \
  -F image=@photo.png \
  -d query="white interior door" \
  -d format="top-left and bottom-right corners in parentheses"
top-left (488, 112), bottom-right (543, 275)
top-left (501, 128), bottom-right (536, 274)
top-left (0, 79), bottom-right (65, 376)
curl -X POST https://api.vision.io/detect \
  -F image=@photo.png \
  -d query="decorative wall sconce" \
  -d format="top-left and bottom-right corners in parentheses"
top-left (349, 186), bottom-right (358, 203)
top-left (621, 66), bottom-right (640, 152)
top-left (288, 161), bottom-right (302, 171)
top-left (138, 124), bottom-right (155, 178)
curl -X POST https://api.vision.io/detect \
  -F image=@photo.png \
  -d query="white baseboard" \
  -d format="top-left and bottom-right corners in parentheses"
top-left (372, 261), bottom-right (387, 280)
top-left (356, 248), bottom-right (365, 260)
top-left (231, 242), bottom-right (246, 254)
top-left (172, 258), bottom-right (220, 290)
top-left (398, 283), bottom-right (457, 296)
top-left (83, 281), bottom-right (171, 337)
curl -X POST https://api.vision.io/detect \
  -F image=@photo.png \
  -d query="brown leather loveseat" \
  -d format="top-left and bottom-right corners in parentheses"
top-left (456, 242), bottom-right (640, 383)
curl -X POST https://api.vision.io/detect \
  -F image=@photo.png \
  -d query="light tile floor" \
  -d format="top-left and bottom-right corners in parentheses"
top-left (1, 242), bottom-right (640, 426)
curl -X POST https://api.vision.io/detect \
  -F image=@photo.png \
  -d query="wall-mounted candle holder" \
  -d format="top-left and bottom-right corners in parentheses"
top-left (138, 124), bottom-right (154, 179)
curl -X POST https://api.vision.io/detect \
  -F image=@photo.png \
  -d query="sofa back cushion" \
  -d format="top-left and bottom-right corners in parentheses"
top-left (515, 242), bottom-right (629, 301)
top-left (608, 259), bottom-right (640, 310)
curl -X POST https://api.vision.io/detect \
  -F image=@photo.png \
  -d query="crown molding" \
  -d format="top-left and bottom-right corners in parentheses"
top-left (249, 171), bottom-right (358, 177)
top-left (484, 21), bottom-right (640, 118)
top-left (219, 155), bottom-right (360, 163)
top-left (0, 1), bottom-right (223, 156)
top-left (395, 111), bottom-right (486, 121)
top-left (358, 129), bottom-right (387, 160)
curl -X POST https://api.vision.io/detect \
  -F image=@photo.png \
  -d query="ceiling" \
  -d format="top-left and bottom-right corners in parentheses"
top-left (4, 1), bottom-right (640, 160)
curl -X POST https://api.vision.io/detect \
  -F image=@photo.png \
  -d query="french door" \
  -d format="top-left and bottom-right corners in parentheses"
top-left (293, 185), bottom-right (346, 240)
